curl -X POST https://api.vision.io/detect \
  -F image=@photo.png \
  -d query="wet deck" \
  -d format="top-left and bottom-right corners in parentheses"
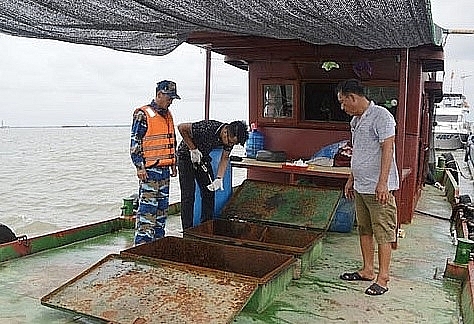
top-left (0, 150), bottom-right (471, 323)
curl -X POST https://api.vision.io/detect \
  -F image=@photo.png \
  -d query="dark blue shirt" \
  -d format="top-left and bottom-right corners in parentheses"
top-left (177, 120), bottom-right (231, 160)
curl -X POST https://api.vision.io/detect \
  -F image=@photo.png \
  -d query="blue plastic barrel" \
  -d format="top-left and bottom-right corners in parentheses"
top-left (245, 129), bottom-right (264, 158)
top-left (329, 196), bottom-right (355, 232)
top-left (193, 148), bottom-right (232, 226)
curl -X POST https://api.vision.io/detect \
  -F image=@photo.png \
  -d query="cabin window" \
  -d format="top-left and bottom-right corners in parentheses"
top-left (302, 83), bottom-right (349, 122)
top-left (302, 83), bottom-right (398, 122)
top-left (365, 86), bottom-right (399, 117)
top-left (262, 84), bottom-right (294, 118)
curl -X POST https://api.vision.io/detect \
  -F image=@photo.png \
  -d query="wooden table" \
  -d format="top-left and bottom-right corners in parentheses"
top-left (231, 158), bottom-right (351, 184)
top-left (232, 158), bottom-right (411, 185)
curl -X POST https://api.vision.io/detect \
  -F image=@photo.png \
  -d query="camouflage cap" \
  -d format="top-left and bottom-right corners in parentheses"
top-left (156, 80), bottom-right (181, 99)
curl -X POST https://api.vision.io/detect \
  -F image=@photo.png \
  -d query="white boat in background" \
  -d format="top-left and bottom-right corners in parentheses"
top-left (434, 93), bottom-right (471, 150)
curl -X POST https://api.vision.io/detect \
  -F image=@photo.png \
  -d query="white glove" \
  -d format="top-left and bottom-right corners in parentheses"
top-left (207, 178), bottom-right (224, 191)
top-left (190, 149), bottom-right (202, 163)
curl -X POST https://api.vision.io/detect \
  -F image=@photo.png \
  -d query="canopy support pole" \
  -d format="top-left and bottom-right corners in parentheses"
top-left (205, 47), bottom-right (211, 120)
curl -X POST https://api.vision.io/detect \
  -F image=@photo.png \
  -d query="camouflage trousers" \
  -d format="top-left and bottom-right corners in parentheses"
top-left (134, 167), bottom-right (170, 245)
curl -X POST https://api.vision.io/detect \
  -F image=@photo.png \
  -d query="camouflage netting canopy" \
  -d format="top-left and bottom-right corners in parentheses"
top-left (0, 0), bottom-right (444, 56)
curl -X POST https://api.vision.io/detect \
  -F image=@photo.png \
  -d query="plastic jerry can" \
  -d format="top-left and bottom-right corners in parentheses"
top-left (245, 123), bottom-right (264, 158)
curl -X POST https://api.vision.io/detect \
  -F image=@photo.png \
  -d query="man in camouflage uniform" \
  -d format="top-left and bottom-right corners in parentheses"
top-left (130, 80), bottom-right (180, 245)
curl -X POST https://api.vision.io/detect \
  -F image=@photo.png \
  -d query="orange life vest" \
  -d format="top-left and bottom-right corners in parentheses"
top-left (138, 105), bottom-right (176, 168)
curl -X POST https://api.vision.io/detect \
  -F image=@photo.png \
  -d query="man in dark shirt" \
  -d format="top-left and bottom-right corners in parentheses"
top-left (177, 120), bottom-right (248, 230)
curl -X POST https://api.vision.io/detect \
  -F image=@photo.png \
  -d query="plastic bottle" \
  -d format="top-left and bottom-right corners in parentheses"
top-left (245, 122), bottom-right (264, 158)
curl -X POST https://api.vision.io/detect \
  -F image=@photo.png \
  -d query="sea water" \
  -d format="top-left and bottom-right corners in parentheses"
top-left (0, 127), bottom-right (246, 237)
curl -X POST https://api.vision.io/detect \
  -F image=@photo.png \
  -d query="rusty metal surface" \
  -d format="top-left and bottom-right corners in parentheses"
top-left (184, 219), bottom-right (323, 256)
top-left (41, 254), bottom-right (257, 324)
top-left (121, 236), bottom-right (296, 283)
top-left (221, 180), bottom-right (341, 230)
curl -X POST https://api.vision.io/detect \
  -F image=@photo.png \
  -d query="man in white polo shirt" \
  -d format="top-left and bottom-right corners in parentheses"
top-left (336, 79), bottom-right (399, 296)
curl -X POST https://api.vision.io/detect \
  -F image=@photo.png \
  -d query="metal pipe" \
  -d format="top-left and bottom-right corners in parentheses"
top-left (445, 29), bottom-right (474, 35)
top-left (205, 47), bottom-right (211, 120)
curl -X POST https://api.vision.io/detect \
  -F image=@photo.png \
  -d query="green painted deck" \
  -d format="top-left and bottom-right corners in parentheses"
top-left (236, 209), bottom-right (461, 323)
top-left (0, 186), bottom-right (464, 323)
top-left (1, 153), bottom-right (471, 323)
top-left (1, 231), bottom-right (134, 323)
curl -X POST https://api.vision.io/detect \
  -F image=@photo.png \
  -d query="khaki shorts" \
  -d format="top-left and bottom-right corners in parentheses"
top-left (354, 191), bottom-right (397, 244)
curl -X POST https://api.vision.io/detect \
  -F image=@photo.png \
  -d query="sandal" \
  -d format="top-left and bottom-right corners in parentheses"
top-left (365, 282), bottom-right (388, 296)
top-left (339, 271), bottom-right (373, 281)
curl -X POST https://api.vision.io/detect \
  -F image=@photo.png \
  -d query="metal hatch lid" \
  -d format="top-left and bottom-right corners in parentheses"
top-left (221, 179), bottom-right (341, 231)
top-left (41, 254), bottom-right (258, 324)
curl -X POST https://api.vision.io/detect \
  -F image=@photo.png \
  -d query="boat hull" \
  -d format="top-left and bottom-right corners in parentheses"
top-left (0, 217), bottom-right (134, 263)
top-left (434, 93), bottom-right (471, 150)
top-left (434, 132), bottom-right (466, 150)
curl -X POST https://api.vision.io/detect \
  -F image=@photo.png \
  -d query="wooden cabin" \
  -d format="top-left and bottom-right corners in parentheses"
top-left (187, 32), bottom-right (444, 225)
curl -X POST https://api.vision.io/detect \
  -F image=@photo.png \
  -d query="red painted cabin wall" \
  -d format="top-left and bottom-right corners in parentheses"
top-left (243, 45), bottom-right (430, 224)
top-left (185, 33), bottom-right (443, 225)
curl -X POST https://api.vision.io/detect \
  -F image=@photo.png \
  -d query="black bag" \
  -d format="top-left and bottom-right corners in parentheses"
top-left (0, 224), bottom-right (17, 244)
top-left (256, 150), bottom-right (287, 162)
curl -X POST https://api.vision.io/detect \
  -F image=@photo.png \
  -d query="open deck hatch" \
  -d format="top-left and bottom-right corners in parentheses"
top-left (184, 180), bottom-right (341, 275)
top-left (42, 236), bottom-right (296, 323)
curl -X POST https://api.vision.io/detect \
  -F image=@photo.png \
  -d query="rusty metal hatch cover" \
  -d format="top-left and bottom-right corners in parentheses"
top-left (41, 254), bottom-right (258, 324)
top-left (221, 179), bottom-right (341, 230)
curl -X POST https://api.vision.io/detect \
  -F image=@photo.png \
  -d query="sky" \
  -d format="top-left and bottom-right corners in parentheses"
top-left (0, 0), bottom-right (473, 127)
top-left (431, 0), bottom-right (474, 98)
top-left (0, 37), bottom-right (249, 127)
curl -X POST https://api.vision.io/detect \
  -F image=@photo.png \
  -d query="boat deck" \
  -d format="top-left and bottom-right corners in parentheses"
top-left (0, 151), bottom-right (471, 323)
top-left (237, 207), bottom-right (461, 323)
